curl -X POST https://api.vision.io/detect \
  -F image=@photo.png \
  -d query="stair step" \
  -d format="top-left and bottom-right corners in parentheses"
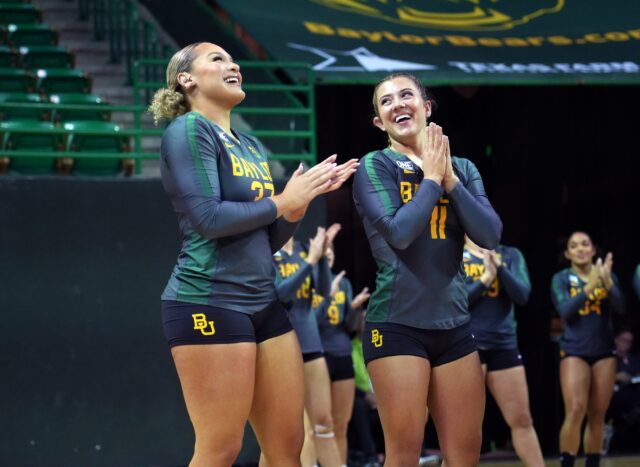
top-left (28, 0), bottom-right (176, 176)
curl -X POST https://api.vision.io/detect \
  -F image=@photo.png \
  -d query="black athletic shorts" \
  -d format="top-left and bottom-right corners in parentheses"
top-left (478, 347), bottom-right (523, 371)
top-left (559, 349), bottom-right (617, 366)
top-left (362, 320), bottom-right (477, 367)
top-left (162, 299), bottom-right (292, 347)
top-left (302, 351), bottom-right (324, 363)
top-left (325, 353), bottom-right (355, 381)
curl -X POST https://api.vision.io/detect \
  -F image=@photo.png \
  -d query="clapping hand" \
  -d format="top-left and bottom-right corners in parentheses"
top-left (352, 287), bottom-right (371, 309)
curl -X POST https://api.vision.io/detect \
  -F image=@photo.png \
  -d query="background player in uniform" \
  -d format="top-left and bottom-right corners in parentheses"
top-left (317, 241), bottom-right (371, 464)
top-left (463, 237), bottom-right (544, 467)
top-left (274, 225), bottom-right (343, 467)
top-left (551, 231), bottom-right (626, 467)
top-left (352, 72), bottom-right (502, 467)
top-left (150, 42), bottom-right (358, 467)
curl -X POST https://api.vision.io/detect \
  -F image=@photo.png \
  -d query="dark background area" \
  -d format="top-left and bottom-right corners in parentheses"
top-left (316, 83), bottom-right (640, 453)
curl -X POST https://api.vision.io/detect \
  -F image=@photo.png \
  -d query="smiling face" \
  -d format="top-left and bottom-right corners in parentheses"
top-left (565, 231), bottom-right (596, 268)
top-left (177, 42), bottom-right (245, 109)
top-left (372, 75), bottom-right (432, 145)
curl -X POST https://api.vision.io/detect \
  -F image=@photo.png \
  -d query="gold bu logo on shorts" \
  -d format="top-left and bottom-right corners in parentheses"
top-left (371, 329), bottom-right (383, 348)
top-left (192, 313), bottom-right (216, 336)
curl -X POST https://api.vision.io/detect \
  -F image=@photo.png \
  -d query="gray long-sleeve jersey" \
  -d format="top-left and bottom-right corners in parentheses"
top-left (551, 268), bottom-right (625, 356)
top-left (464, 245), bottom-right (531, 349)
top-left (353, 148), bottom-right (502, 330)
top-left (160, 112), bottom-right (297, 313)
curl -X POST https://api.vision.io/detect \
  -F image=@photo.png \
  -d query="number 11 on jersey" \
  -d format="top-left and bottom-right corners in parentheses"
top-left (430, 198), bottom-right (448, 240)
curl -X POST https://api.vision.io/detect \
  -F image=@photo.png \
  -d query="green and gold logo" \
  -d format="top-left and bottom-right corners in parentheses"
top-left (371, 329), bottom-right (383, 348)
top-left (192, 313), bottom-right (216, 336)
top-left (310, 0), bottom-right (564, 31)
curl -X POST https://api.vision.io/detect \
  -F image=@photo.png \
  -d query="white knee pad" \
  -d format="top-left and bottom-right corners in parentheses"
top-left (313, 424), bottom-right (335, 439)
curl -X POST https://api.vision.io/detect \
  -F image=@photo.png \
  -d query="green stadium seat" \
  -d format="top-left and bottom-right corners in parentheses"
top-left (0, 5), bottom-right (42, 25)
top-left (0, 68), bottom-right (36, 92)
top-left (64, 121), bottom-right (133, 175)
top-left (37, 68), bottom-right (91, 94)
top-left (1, 121), bottom-right (63, 174)
top-left (0, 92), bottom-right (48, 121)
top-left (0, 44), bottom-right (19, 67)
top-left (50, 93), bottom-right (110, 123)
top-left (6, 24), bottom-right (57, 46)
top-left (19, 45), bottom-right (74, 69)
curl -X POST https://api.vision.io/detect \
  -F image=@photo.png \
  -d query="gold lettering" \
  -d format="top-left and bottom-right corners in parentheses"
top-left (360, 31), bottom-right (383, 42)
top-left (328, 304), bottom-right (340, 324)
top-left (337, 27), bottom-right (362, 39)
top-left (382, 31), bottom-right (402, 43)
top-left (400, 34), bottom-right (425, 45)
top-left (525, 37), bottom-right (545, 46)
top-left (304, 22), bottom-right (334, 35)
top-left (424, 36), bottom-right (443, 45)
top-left (251, 180), bottom-right (264, 200)
top-left (584, 33), bottom-right (606, 44)
top-left (548, 35), bottom-right (573, 45)
top-left (446, 35), bottom-right (476, 46)
top-left (248, 161), bottom-right (268, 181)
top-left (259, 161), bottom-right (272, 180)
top-left (486, 277), bottom-right (499, 297)
top-left (605, 31), bottom-right (629, 42)
top-left (241, 158), bottom-right (258, 179)
top-left (478, 37), bottom-right (502, 47)
top-left (312, 293), bottom-right (324, 308)
top-left (400, 181), bottom-right (413, 203)
top-left (230, 154), bottom-right (243, 176)
top-left (504, 37), bottom-right (529, 47)
top-left (628, 29), bottom-right (640, 40)
top-left (297, 277), bottom-right (311, 299)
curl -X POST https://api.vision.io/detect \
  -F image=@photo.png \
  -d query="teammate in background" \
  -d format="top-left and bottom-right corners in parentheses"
top-left (150, 42), bottom-right (358, 467)
top-left (633, 264), bottom-right (640, 300)
top-left (316, 241), bottom-right (371, 464)
top-left (353, 72), bottom-right (502, 467)
top-left (551, 231), bottom-right (626, 467)
top-left (274, 224), bottom-right (343, 467)
top-left (463, 237), bottom-right (544, 467)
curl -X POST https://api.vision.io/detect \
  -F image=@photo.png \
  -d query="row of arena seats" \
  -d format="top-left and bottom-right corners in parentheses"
top-left (0, 120), bottom-right (134, 176)
top-left (1, 44), bottom-right (74, 68)
top-left (0, 3), bottom-right (42, 25)
top-left (1, 2), bottom-right (136, 176)
top-left (0, 68), bottom-right (91, 94)
top-left (1, 23), bottom-right (59, 46)
top-left (0, 92), bottom-right (109, 122)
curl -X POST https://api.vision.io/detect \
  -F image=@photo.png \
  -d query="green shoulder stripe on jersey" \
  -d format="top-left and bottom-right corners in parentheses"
top-left (186, 113), bottom-right (214, 197)
top-left (366, 257), bottom-right (395, 322)
top-left (551, 270), bottom-right (567, 303)
top-left (514, 248), bottom-right (531, 286)
top-left (177, 232), bottom-right (219, 303)
top-left (363, 152), bottom-right (394, 216)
